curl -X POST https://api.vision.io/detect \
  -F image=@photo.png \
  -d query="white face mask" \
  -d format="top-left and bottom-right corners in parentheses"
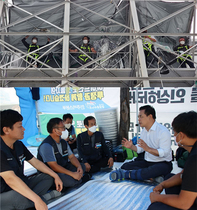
top-left (83, 40), bottom-right (88, 44)
top-left (180, 41), bottom-right (185, 45)
top-left (65, 123), bottom-right (72, 129)
top-left (61, 129), bottom-right (69, 139)
top-left (32, 39), bottom-right (37, 44)
top-left (88, 125), bottom-right (97, 133)
top-left (174, 133), bottom-right (193, 147)
top-left (174, 132), bottom-right (180, 146)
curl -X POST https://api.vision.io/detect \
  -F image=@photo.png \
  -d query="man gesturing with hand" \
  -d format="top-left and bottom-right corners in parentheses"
top-left (110, 105), bottom-right (172, 182)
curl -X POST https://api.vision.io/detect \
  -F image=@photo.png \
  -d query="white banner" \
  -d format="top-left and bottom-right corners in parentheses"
top-left (129, 87), bottom-right (197, 140)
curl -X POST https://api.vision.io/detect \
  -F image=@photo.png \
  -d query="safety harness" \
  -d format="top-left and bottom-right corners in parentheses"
top-left (176, 45), bottom-right (192, 62)
top-left (78, 45), bottom-right (91, 62)
top-left (143, 36), bottom-right (153, 56)
top-left (27, 44), bottom-right (40, 61)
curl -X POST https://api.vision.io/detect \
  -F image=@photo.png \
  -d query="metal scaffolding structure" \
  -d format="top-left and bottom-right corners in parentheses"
top-left (0, 0), bottom-right (196, 87)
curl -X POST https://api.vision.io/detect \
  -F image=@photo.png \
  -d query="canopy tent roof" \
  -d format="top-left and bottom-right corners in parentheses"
top-left (0, 0), bottom-right (196, 87)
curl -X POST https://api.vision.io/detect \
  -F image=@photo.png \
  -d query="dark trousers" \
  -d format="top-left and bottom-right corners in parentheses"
top-left (178, 57), bottom-right (195, 68)
top-left (26, 55), bottom-right (39, 66)
top-left (0, 173), bottom-right (53, 210)
top-left (88, 157), bottom-right (109, 173)
top-left (121, 159), bottom-right (172, 180)
top-left (147, 173), bottom-right (197, 210)
top-left (58, 162), bottom-right (86, 188)
top-left (144, 47), bottom-right (157, 67)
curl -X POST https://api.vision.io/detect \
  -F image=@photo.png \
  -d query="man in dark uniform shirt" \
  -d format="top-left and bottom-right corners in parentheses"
top-left (62, 113), bottom-right (77, 152)
top-left (69, 36), bottom-right (96, 68)
top-left (148, 111), bottom-right (197, 210)
top-left (21, 35), bottom-right (50, 66)
top-left (77, 116), bottom-right (114, 174)
top-left (0, 110), bottom-right (62, 210)
top-left (37, 118), bottom-right (90, 188)
top-left (173, 37), bottom-right (195, 68)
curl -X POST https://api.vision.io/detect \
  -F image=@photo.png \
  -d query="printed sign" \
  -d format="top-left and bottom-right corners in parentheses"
top-left (37, 87), bottom-right (120, 135)
top-left (129, 87), bottom-right (197, 141)
top-left (38, 87), bottom-right (120, 114)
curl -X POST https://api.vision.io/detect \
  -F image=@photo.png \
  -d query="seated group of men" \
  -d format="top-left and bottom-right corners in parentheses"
top-left (0, 107), bottom-right (196, 210)
top-left (0, 110), bottom-right (113, 210)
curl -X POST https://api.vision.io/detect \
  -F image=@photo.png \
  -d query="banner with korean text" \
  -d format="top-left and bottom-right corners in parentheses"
top-left (37, 87), bottom-right (120, 135)
top-left (129, 87), bottom-right (197, 141)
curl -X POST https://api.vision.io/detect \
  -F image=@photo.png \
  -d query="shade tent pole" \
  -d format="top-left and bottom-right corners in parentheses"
top-left (61, 0), bottom-right (70, 85)
top-left (136, 87), bottom-right (139, 140)
top-left (192, 7), bottom-right (196, 61)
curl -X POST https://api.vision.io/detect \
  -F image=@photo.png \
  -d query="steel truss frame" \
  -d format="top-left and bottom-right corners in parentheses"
top-left (0, 0), bottom-right (196, 87)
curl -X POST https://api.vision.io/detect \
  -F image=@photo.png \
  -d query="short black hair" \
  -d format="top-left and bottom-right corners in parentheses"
top-left (172, 111), bottom-right (197, 138)
top-left (84, 116), bottom-right (95, 126)
top-left (0, 109), bottom-right (23, 135)
top-left (63, 113), bottom-right (73, 121)
top-left (139, 105), bottom-right (156, 119)
top-left (32, 37), bottom-right (38, 41)
top-left (83, 36), bottom-right (90, 42)
top-left (47, 117), bottom-right (62, 134)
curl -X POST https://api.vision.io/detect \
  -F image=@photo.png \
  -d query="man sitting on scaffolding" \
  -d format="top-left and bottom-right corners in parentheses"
top-left (21, 35), bottom-right (50, 67)
top-left (142, 29), bottom-right (157, 67)
top-left (173, 37), bottom-right (195, 68)
top-left (69, 36), bottom-right (96, 68)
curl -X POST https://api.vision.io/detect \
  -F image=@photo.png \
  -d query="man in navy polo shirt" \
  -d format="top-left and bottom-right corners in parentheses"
top-left (0, 110), bottom-right (63, 210)
top-left (37, 118), bottom-right (89, 188)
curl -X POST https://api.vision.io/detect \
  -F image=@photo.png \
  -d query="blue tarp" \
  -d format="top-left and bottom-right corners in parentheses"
top-left (15, 88), bottom-right (38, 146)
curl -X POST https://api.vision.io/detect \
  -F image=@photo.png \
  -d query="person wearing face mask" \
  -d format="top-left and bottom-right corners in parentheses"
top-left (148, 111), bottom-right (197, 210)
top-left (62, 113), bottom-right (77, 152)
top-left (77, 116), bottom-right (113, 174)
top-left (21, 35), bottom-right (50, 67)
top-left (69, 36), bottom-right (96, 67)
top-left (37, 118), bottom-right (91, 189)
top-left (173, 37), bottom-right (195, 68)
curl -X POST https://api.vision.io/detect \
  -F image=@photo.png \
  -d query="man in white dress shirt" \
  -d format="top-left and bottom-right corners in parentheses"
top-left (110, 105), bottom-right (172, 182)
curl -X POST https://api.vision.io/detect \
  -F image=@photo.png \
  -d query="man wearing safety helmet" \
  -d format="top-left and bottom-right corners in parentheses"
top-left (173, 37), bottom-right (195, 68)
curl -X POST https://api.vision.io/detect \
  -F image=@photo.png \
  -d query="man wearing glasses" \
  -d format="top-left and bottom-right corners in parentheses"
top-left (37, 118), bottom-right (89, 189)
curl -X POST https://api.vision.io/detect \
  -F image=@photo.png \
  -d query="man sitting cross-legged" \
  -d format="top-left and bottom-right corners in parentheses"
top-left (77, 116), bottom-right (114, 174)
top-left (109, 105), bottom-right (172, 183)
top-left (37, 118), bottom-right (90, 190)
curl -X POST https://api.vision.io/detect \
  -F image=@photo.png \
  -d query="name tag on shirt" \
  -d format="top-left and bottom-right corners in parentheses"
top-left (19, 154), bottom-right (26, 165)
top-left (95, 143), bottom-right (101, 149)
top-left (62, 150), bottom-right (68, 157)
